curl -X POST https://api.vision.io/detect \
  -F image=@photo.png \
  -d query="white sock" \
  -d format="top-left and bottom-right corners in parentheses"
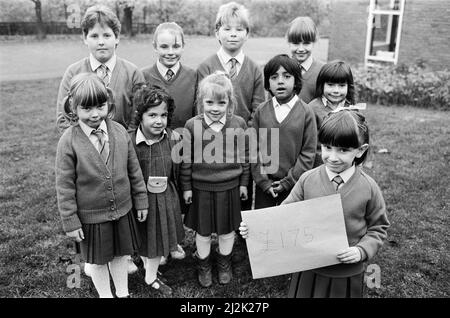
top-left (108, 256), bottom-right (129, 298)
top-left (218, 232), bottom-right (235, 256)
top-left (142, 256), bottom-right (161, 285)
top-left (195, 234), bottom-right (212, 259)
top-left (89, 263), bottom-right (113, 298)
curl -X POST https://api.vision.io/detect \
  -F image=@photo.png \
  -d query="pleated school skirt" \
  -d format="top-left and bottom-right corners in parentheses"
top-left (287, 270), bottom-right (364, 298)
top-left (80, 211), bottom-right (141, 265)
top-left (184, 186), bottom-right (242, 236)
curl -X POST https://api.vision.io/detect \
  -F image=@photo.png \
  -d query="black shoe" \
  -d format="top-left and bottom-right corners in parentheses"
top-left (148, 277), bottom-right (173, 296)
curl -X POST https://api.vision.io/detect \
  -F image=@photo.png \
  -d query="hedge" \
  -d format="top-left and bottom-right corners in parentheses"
top-left (353, 61), bottom-right (450, 111)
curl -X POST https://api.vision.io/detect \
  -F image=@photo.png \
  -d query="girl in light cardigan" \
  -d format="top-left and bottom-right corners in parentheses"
top-left (55, 73), bottom-right (148, 298)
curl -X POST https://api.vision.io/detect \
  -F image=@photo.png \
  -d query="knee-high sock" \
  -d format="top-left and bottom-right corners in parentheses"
top-left (108, 256), bottom-right (129, 298)
top-left (218, 232), bottom-right (235, 256)
top-left (89, 263), bottom-right (113, 298)
top-left (195, 234), bottom-right (212, 259)
top-left (142, 256), bottom-right (161, 285)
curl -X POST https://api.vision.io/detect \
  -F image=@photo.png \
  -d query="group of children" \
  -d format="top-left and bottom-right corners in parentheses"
top-left (55, 2), bottom-right (390, 298)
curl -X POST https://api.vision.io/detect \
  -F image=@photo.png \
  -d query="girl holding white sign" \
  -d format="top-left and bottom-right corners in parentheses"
top-left (240, 109), bottom-right (390, 298)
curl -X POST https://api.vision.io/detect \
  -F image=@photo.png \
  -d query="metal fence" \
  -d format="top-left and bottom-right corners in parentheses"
top-left (0, 22), bottom-right (158, 36)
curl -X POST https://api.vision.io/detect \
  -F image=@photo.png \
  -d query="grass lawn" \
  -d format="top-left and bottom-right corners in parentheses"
top-left (0, 35), bottom-right (328, 81)
top-left (0, 77), bottom-right (448, 298)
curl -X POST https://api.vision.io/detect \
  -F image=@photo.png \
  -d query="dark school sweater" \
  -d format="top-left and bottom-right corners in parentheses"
top-left (251, 98), bottom-right (317, 192)
top-left (141, 64), bottom-right (198, 129)
top-left (298, 59), bottom-right (325, 104)
top-left (180, 114), bottom-right (250, 192)
top-left (197, 54), bottom-right (265, 125)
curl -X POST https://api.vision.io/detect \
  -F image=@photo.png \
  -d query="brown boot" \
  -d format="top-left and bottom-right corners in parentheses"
top-left (216, 249), bottom-right (233, 285)
top-left (195, 252), bottom-right (212, 287)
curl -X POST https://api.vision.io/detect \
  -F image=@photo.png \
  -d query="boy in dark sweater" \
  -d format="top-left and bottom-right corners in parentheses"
top-left (196, 1), bottom-right (265, 211)
top-left (252, 55), bottom-right (317, 208)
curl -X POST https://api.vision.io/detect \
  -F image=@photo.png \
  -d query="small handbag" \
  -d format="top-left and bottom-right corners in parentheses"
top-left (146, 141), bottom-right (168, 194)
top-left (147, 176), bottom-right (168, 193)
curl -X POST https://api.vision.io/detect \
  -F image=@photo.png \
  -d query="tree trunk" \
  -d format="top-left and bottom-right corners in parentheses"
top-left (122, 6), bottom-right (133, 37)
top-left (31, 0), bottom-right (46, 40)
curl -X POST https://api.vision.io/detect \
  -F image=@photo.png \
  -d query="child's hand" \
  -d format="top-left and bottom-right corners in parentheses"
top-left (266, 187), bottom-right (278, 198)
top-left (183, 190), bottom-right (193, 204)
top-left (66, 228), bottom-right (84, 242)
top-left (240, 186), bottom-right (248, 201)
top-left (137, 209), bottom-right (148, 222)
top-left (337, 247), bottom-right (362, 264)
top-left (239, 221), bottom-right (249, 239)
top-left (273, 184), bottom-right (284, 194)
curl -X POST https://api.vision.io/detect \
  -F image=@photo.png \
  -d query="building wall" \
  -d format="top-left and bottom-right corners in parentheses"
top-left (399, 0), bottom-right (450, 69)
top-left (327, 0), bottom-right (450, 70)
top-left (327, 0), bottom-right (368, 64)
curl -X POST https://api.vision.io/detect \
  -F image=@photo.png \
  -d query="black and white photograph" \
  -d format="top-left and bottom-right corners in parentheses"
top-left (0, 0), bottom-right (448, 303)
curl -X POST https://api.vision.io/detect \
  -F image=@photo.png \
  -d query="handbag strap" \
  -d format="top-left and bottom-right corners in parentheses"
top-left (157, 141), bottom-right (168, 177)
top-left (147, 135), bottom-right (168, 177)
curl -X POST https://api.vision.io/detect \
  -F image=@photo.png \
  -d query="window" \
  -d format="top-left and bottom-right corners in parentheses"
top-left (365, 0), bottom-right (405, 65)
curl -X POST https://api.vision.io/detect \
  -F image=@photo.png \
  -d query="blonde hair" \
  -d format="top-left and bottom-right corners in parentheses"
top-left (196, 71), bottom-right (236, 115)
top-left (63, 73), bottom-right (115, 124)
top-left (153, 22), bottom-right (185, 47)
top-left (215, 1), bottom-right (250, 33)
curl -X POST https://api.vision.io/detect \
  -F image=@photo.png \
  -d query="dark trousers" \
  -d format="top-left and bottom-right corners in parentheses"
top-left (240, 176), bottom-right (254, 211)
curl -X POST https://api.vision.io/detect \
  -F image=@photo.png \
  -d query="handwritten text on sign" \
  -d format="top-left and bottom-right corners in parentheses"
top-left (241, 194), bottom-right (349, 279)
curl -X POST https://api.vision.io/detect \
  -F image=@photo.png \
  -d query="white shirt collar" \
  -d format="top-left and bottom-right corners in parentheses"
top-left (272, 94), bottom-right (298, 109)
top-left (301, 56), bottom-right (313, 72)
top-left (136, 126), bottom-right (167, 146)
top-left (325, 165), bottom-right (356, 184)
top-left (79, 119), bottom-right (108, 137)
top-left (89, 53), bottom-right (116, 73)
top-left (204, 114), bottom-right (227, 126)
top-left (217, 47), bottom-right (245, 66)
top-left (156, 60), bottom-right (180, 78)
top-left (322, 96), bottom-right (346, 110)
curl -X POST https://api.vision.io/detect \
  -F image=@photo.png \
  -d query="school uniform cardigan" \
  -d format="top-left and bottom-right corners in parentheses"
top-left (141, 63), bottom-right (198, 129)
top-left (180, 114), bottom-right (250, 192)
top-left (56, 57), bottom-right (145, 132)
top-left (251, 98), bottom-right (317, 193)
top-left (283, 165), bottom-right (390, 277)
top-left (298, 59), bottom-right (325, 104)
top-left (55, 119), bottom-right (149, 233)
top-left (196, 54), bottom-right (265, 125)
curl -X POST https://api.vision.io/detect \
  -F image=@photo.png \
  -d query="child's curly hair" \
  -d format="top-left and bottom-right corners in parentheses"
top-left (133, 85), bottom-right (176, 127)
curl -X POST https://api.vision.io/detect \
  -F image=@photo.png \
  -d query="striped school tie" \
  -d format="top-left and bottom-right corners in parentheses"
top-left (91, 129), bottom-right (110, 164)
top-left (229, 58), bottom-right (237, 79)
top-left (166, 69), bottom-right (174, 81)
top-left (332, 175), bottom-right (344, 191)
top-left (97, 64), bottom-right (110, 87)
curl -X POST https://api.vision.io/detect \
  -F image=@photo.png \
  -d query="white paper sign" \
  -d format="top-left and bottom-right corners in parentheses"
top-left (241, 194), bottom-right (349, 279)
